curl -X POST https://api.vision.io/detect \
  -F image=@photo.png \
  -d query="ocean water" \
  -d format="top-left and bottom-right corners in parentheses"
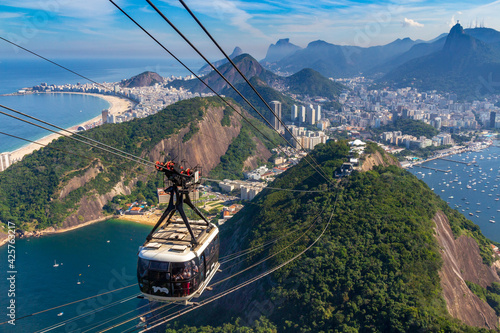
top-left (408, 143), bottom-right (500, 242)
top-left (0, 57), bottom-right (204, 153)
top-left (0, 93), bottom-right (109, 153)
top-left (0, 58), bottom-right (203, 95)
top-left (0, 147), bottom-right (497, 331)
top-left (0, 57), bottom-right (210, 331)
top-left (0, 219), bottom-right (152, 332)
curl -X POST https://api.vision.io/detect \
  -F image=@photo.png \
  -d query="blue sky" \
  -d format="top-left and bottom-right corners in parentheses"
top-left (0, 0), bottom-right (499, 60)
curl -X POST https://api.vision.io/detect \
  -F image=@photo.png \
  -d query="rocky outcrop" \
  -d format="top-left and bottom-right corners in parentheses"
top-left (243, 137), bottom-right (272, 171)
top-left (361, 150), bottom-right (400, 171)
top-left (434, 210), bottom-right (499, 329)
top-left (62, 178), bottom-right (135, 228)
top-left (121, 71), bottom-right (164, 88)
top-left (59, 102), bottom-right (271, 229)
top-left (148, 104), bottom-right (244, 172)
top-left (58, 161), bottom-right (103, 200)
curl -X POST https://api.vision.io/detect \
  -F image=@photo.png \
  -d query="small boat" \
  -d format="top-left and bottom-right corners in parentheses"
top-left (490, 220), bottom-right (496, 223)
top-left (57, 312), bottom-right (64, 316)
top-left (469, 213), bottom-right (474, 216)
top-left (77, 279), bottom-right (81, 285)
top-left (53, 260), bottom-right (59, 268)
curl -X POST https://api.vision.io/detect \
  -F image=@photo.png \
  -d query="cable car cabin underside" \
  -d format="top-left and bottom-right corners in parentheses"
top-left (138, 219), bottom-right (220, 303)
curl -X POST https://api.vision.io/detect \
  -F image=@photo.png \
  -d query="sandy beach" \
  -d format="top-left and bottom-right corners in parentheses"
top-left (118, 211), bottom-right (163, 226)
top-left (8, 92), bottom-right (134, 161)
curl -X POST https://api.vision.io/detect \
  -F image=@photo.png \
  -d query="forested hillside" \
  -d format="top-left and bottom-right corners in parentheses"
top-left (0, 97), bottom-right (280, 231)
top-left (167, 140), bottom-right (498, 332)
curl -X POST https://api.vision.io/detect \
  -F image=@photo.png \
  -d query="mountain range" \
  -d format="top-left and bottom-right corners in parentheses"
top-left (198, 47), bottom-right (243, 75)
top-left (382, 23), bottom-right (500, 97)
top-left (169, 53), bottom-right (346, 119)
top-left (259, 25), bottom-right (500, 97)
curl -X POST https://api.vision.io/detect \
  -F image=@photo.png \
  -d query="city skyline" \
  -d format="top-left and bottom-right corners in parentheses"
top-left (1, 0), bottom-right (500, 60)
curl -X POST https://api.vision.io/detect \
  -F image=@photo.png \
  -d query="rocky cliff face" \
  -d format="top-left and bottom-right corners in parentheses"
top-left (434, 210), bottom-right (499, 329)
top-left (361, 150), bottom-right (400, 171)
top-left (147, 105), bottom-right (243, 172)
top-left (60, 103), bottom-right (270, 228)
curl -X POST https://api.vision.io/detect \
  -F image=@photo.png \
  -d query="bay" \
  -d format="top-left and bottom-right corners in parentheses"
top-left (0, 219), bottom-right (152, 332)
top-left (0, 57), bottom-right (203, 154)
top-left (0, 93), bottom-right (110, 153)
top-left (408, 143), bottom-right (500, 242)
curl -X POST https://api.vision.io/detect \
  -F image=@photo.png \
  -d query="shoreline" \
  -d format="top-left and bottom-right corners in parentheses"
top-left (7, 92), bottom-right (135, 161)
top-left (116, 212), bottom-right (162, 226)
top-left (0, 215), bottom-right (114, 247)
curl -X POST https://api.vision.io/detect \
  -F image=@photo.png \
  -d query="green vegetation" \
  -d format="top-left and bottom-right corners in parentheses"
top-left (167, 317), bottom-right (277, 332)
top-left (103, 176), bottom-right (163, 213)
top-left (210, 110), bottom-right (282, 181)
top-left (284, 68), bottom-right (345, 99)
top-left (209, 125), bottom-right (256, 180)
top-left (183, 122), bottom-right (200, 143)
top-left (320, 100), bottom-right (343, 111)
top-left (221, 107), bottom-right (233, 127)
top-left (452, 133), bottom-right (473, 145)
top-left (0, 97), bottom-right (220, 230)
top-left (394, 144), bottom-right (453, 160)
top-left (175, 140), bottom-right (495, 332)
top-left (466, 281), bottom-right (500, 315)
top-left (374, 118), bottom-right (439, 139)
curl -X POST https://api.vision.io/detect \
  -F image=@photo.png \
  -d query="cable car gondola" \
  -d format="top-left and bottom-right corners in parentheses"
top-left (137, 161), bottom-right (220, 303)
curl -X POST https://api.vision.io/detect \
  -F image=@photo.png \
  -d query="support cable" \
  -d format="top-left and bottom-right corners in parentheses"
top-left (0, 284), bottom-right (137, 326)
top-left (140, 189), bottom-right (340, 331)
top-left (145, 0), bottom-right (331, 185)
top-left (177, 0), bottom-right (333, 184)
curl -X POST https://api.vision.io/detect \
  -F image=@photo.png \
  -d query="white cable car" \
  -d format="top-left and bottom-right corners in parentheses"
top-left (137, 161), bottom-right (220, 302)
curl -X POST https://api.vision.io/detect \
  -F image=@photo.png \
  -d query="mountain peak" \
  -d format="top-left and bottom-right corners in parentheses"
top-left (449, 22), bottom-right (464, 36)
top-left (198, 46), bottom-right (243, 74)
top-left (276, 38), bottom-right (291, 45)
top-left (263, 38), bottom-right (301, 63)
top-left (121, 71), bottom-right (163, 88)
top-left (230, 47), bottom-right (243, 57)
top-left (443, 22), bottom-right (475, 53)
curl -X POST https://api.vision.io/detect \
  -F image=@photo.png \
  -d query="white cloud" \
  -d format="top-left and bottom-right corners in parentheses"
top-left (447, 15), bottom-right (457, 28)
top-left (0, 12), bottom-right (25, 19)
top-left (402, 17), bottom-right (424, 27)
top-left (160, 0), bottom-right (272, 41)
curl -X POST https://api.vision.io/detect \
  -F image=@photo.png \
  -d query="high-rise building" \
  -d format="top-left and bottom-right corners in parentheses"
top-left (102, 109), bottom-right (109, 124)
top-left (316, 105), bottom-right (321, 122)
top-left (291, 105), bottom-right (298, 122)
top-left (299, 106), bottom-right (306, 124)
top-left (306, 104), bottom-right (316, 125)
top-left (490, 111), bottom-right (497, 129)
top-left (0, 153), bottom-right (11, 172)
top-left (434, 117), bottom-right (442, 130)
top-left (269, 101), bottom-right (282, 131)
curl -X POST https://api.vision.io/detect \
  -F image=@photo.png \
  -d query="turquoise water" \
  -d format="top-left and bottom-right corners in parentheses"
top-left (408, 144), bottom-right (500, 242)
top-left (0, 219), bottom-right (151, 332)
top-left (0, 93), bottom-right (109, 153)
top-left (0, 57), bottom-right (204, 154)
top-left (0, 146), bottom-right (497, 332)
